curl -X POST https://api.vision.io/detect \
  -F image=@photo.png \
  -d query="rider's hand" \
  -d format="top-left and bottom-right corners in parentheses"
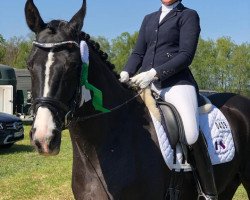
top-left (119, 71), bottom-right (130, 83)
top-left (130, 68), bottom-right (157, 89)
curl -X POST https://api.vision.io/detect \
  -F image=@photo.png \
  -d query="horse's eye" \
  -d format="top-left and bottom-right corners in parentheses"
top-left (48, 26), bottom-right (56, 34)
top-left (27, 65), bottom-right (33, 71)
top-left (27, 60), bottom-right (33, 70)
top-left (66, 44), bottom-right (78, 52)
top-left (67, 61), bottom-right (79, 68)
top-left (67, 44), bottom-right (73, 49)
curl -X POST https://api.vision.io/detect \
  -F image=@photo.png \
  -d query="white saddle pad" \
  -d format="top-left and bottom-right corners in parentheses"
top-left (151, 105), bottom-right (235, 172)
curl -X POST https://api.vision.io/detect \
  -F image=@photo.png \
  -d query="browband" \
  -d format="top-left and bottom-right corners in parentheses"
top-left (33, 41), bottom-right (80, 48)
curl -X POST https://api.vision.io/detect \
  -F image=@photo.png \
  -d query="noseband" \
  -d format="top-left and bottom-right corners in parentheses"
top-left (32, 40), bottom-right (82, 129)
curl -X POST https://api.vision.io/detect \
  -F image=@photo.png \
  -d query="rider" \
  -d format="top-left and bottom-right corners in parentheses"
top-left (120, 0), bottom-right (218, 199)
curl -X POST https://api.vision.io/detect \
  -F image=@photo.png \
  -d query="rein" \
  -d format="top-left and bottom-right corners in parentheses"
top-left (74, 88), bottom-right (143, 122)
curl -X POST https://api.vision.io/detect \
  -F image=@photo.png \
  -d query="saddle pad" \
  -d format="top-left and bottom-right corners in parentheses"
top-left (151, 105), bottom-right (235, 172)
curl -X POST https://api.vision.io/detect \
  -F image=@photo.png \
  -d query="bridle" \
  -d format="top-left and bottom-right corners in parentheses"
top-left (32, 40), bottom-right (82, 130)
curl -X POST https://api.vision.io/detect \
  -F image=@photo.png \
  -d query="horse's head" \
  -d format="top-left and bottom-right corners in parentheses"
top-left (25, 0), bottom-right (86, 155)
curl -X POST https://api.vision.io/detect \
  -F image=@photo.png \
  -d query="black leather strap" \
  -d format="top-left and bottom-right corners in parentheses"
top-left (33, 97), bottom-right (69, 113)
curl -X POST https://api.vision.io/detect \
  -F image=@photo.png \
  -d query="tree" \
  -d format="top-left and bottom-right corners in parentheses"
top-left (0, 34), bottom-right (6, 63)
top-left (3, 36), bottom-right (22, 67)
top-left (230, 43), bottom-right (250, 95)
top-left (213, 37), bottom-right (235, 92)
top-left (192, 37), bottom-right (250, 96)
top-left (14, 40), bottom-right (33, 68)
top-left (110, 32), bottom-right (138, 72)
top-left (191, 38), bottom-right (218, 90)
top-left (1, 36), bottom-right (32, 68)
top-left (0, 34), bottom-right (5, 43)
top-left (92, 36), bottom-right (112, 58)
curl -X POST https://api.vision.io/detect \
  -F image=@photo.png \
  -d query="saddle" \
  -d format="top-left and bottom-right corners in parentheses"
top-left (155, 93), bottom-right (211, 150)
top-left (140, 89), bottom-right (234, 199)
top-left (140, 88), bottom-right (235, 170)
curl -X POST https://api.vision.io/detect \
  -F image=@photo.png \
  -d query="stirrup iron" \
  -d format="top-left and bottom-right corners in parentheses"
top-left (196, 178), bottom-right (217, 200)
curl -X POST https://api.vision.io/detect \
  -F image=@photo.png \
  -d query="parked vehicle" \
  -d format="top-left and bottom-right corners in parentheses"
top-left (0, 65), bottom-right (16, 115)
top-left (200, 90), bottom-right (218, 97)
top-left (0, 112), bottom-right (24, 148)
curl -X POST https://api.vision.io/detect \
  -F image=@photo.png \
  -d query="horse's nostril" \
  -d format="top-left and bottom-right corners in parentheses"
top-left (35, 140), bottom-right (42, 150)
top-left (49, 130), bottom-right (61, 151)
top-left (29, 128), bottom-right (36, 140)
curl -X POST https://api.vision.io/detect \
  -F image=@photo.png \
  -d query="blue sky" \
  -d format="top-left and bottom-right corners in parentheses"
top-left (0, 0), bottom-right (249, 44)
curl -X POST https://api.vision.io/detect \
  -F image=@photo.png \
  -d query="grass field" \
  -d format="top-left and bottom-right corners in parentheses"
top-left (0, 126), bottom-right (248, 200)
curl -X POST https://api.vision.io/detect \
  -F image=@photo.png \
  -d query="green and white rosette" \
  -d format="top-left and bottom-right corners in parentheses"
top-left (80, 41), bottom-right (110, 113)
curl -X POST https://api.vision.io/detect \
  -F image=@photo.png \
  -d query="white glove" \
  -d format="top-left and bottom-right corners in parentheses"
top-left (119, 71), bottom-right (130, 83)
top-left (130, 68), bottom-right (157, 89)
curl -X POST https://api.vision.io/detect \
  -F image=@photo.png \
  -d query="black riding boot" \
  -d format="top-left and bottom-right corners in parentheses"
top-left (189, 132), bottom-right (218, 200)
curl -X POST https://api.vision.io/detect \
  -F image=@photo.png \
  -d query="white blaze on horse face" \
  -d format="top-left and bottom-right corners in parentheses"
top-left (43, 51), bottom-right (54, 97)
top-left (33, 107), bottom-right (55, 142)
top-left (33, 51), bottom-right (56, 143)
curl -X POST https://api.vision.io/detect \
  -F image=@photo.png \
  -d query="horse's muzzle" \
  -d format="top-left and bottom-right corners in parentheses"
top-left (30, 128), bottom-right (62, 156)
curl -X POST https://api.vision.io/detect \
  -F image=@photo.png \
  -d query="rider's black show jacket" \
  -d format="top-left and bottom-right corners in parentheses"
top-left (124, 3), bottom-right (200, 89)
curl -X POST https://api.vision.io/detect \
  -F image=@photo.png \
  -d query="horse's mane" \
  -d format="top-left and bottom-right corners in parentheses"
top-left (80, 32), bottom-right (120, 79)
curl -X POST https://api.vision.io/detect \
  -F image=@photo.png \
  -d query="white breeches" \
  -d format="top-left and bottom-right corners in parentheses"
top-left (151, 84), bottom-right (199, 145)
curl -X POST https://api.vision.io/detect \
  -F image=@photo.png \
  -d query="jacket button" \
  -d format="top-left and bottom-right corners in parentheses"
top-left (155, 29), bottom-right (158, 32)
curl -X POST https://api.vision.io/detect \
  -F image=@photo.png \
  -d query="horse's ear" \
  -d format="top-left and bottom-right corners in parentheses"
top-left (25, 0), bottom-right (46, 33)
top-left (69, 0), bottom-right (86, 32)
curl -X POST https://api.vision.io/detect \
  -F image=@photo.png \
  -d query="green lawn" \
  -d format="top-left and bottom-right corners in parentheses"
top-left (0, 126), bottom-right (74, 200)
top-left (0, 126), bottom-right (248, 200)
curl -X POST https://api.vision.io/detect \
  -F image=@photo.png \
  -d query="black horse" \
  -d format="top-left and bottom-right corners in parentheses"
top-left (25, 0), bottom-right (250, 199)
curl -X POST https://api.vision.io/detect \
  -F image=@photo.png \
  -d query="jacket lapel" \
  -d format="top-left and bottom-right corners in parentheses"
top-left (147, 11), bottom-right (161, 44)
top-left (152, 9), bottom-right (161, 30)
top-left (159, 3), bottom-right (184, 27)
top-left (154, 10), bottom-right (162, 28)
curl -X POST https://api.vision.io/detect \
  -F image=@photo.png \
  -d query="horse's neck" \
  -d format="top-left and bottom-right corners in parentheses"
top-left (74, 47), bottom-right (159, 177)
top-left (87, 50), bottom-right (131, 108)
top-left (70, 94), bottom-right (160, 197)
